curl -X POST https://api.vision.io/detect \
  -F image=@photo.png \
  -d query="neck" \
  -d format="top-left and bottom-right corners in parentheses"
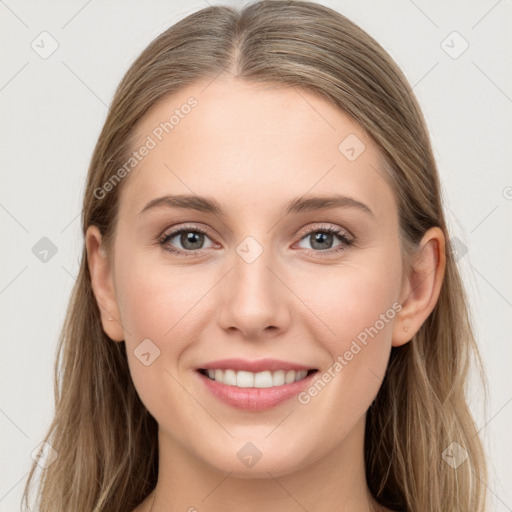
top-left (143, 414), bottom-right (383, 512)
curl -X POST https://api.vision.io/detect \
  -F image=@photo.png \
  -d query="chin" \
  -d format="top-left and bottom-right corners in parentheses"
top-left (201, 444), bottom-right (311, 479)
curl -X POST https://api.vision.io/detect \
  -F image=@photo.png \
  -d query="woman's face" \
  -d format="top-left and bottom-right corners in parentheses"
top-left (93, 78), bottom-right (411, 477)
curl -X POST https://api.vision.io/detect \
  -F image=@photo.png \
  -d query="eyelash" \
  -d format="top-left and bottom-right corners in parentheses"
top-left (158, 223), bottom-right (354, 258)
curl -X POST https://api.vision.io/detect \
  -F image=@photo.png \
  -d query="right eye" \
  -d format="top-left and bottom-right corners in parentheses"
top-left (158, 225), bottom-right (217, 257)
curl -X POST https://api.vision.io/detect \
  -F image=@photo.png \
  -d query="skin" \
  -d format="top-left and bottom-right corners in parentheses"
top-left (86, 77), bottom-right (445, 512)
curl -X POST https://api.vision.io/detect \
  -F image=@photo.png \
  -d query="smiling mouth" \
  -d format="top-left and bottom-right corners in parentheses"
top-left (197, 368), bottom-right (318, 388)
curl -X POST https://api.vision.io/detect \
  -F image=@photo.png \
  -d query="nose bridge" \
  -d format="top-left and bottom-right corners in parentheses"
top-left (217, 232), bottom-right (290, 336)
top-left (232, 233), bottom-right (280, 304)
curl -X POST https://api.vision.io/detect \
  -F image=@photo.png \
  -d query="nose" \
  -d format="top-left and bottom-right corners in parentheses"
top-left (217, 242), bottom-right (292, 341)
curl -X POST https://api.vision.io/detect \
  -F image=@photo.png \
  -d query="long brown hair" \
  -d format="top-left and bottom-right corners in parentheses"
top-left (22, 1), bottom-right (489, 510)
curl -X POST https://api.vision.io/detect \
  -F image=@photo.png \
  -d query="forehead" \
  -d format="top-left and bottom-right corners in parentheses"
top-left (120, 78), bottom-right (396, 223)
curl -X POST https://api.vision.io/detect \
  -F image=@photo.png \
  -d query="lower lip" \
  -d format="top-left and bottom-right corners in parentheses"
top-left (196, 370), bottom-right (317, 411)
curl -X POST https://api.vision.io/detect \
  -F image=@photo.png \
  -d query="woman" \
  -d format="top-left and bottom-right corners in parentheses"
top-left (23, 1), bottom-right (488, 511)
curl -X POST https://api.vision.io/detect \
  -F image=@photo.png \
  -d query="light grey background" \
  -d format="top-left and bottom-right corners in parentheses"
top-left (1, 0), bottom-right (511, 510)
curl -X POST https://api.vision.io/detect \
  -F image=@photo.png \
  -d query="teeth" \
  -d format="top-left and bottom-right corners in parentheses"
top-left (237, 370), bottom-right (254, 388)
top-left (203, 368), bottom-right (311, 388)
top-left (285, 370), bottom-right (295, 384)
top-left (223, 369), bottom-right (237, 386)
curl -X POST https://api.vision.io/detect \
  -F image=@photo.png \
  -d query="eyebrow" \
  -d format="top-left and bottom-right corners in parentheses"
top-left (138, 193), bottom-right (374, 218)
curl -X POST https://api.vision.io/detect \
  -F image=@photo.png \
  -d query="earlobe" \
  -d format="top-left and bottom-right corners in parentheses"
top-left (85, 225), bottom-right (125, 342)
top-left (392, 227), bottom-right (446, 347)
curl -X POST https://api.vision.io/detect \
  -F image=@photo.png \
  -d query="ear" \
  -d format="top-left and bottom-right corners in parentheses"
top-left (85, 225), bottom-right (124, 342)
top-left (392, 227), bottom-right (446, 347)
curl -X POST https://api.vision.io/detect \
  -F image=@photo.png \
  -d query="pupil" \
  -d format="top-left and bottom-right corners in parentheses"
top-left (311, 232), bottom-right (332, 250)
top-left (182, 231), bottom-right (203, 250)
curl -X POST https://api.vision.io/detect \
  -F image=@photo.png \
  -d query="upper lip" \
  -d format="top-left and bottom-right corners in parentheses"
top-left (198, 358), bottom-right (316, 373)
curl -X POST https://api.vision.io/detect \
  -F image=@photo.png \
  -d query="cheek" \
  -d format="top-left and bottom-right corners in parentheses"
top-left (115, 246), bottom-right (210, 348)
top-left (291, 250), bottom-right (402, 413)
top-left (114, 255), bottom-right (212, 429)
top-left (113, 247), bottom-right (225, 403)
top-left (294, 252), bottom-right (402, 351)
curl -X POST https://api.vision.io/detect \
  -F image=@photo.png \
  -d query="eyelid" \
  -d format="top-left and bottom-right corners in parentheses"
top-left (159, 222), bottom-right (213, 240)
top-left (295, 222), bottom-right (353, 241)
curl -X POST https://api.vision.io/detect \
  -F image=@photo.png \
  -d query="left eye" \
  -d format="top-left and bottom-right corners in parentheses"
top-left (296, 226), bottom-right (352, 252)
